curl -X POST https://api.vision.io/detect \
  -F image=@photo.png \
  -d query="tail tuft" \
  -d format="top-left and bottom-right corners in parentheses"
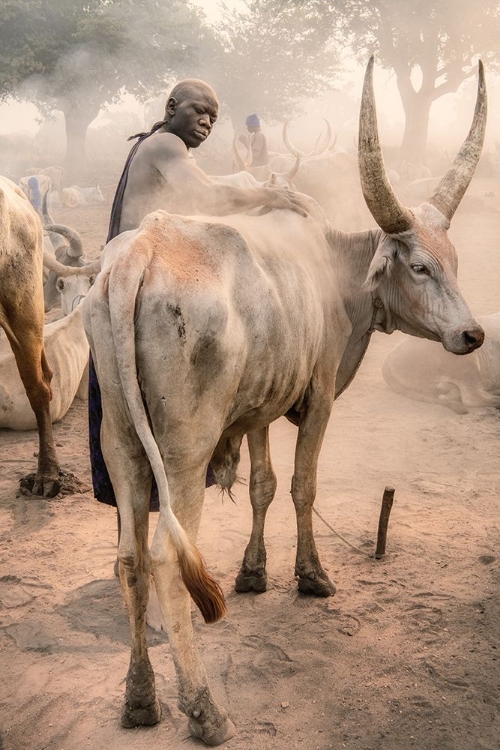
top-left (178, 544), bottom-right (227, 624)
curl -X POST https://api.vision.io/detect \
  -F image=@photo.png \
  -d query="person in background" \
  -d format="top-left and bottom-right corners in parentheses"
top-left (241, 113), bottom-right (269, 167)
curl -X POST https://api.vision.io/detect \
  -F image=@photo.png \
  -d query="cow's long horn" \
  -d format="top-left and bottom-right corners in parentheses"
top-left (358, 56), bottom-right (412, 234)
top-left (233, 134), bottom-right (250, 171)
top-left (283, 120), bottom-right (304, 158)
top-left (282, 151), bottom-right (301, 183)
top-left (428, 60), bottom-right (487, 220)
top-left (44, 223), bottom-right (83, 258)
top-left (41, 191), bottom-right (54, 226)
top-left (312, 119), bottom-right (336, 156)
top-left (43, 250), bottom-right (101, 277)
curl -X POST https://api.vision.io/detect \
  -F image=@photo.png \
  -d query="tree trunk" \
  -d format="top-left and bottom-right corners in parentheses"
top-left (62, 105), bottom-right (98, 167)
top-left (396, 71), bottom-right (433, 165)
top-left (399, 94), bottom-right (432, 164)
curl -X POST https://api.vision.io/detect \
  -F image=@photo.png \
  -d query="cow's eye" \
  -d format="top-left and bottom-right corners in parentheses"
top-left (411, 263), bottom-right (429, 275)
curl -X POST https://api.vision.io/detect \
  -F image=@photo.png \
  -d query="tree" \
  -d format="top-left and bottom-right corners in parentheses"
top-left (0, 0), bottom-right (207, 164)
top-left (204, 0), bottom-right (341, 131)
top-left (336, 0), bottom-right (500, 164)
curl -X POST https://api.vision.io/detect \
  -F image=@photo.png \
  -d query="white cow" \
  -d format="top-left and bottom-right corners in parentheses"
top-left (0, 276), bottom-right (93, 430)
top-left (53, 184), bottom-right (105, 208)
top-left (382, 313), bottom-right (500, 414)
top-left (82, 59), bottom-right (486, 744)
top-left (25, 166), bottom-right (64, 203)
top-left (0, 256), bottom-right (97, 430)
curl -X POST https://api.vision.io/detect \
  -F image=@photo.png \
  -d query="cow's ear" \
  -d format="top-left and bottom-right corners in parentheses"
top-left (362, 236), bottom-right (396, 292)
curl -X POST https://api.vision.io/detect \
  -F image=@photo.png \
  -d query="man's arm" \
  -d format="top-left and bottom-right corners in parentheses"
top-left (152, 133), bottom-right (308, 217)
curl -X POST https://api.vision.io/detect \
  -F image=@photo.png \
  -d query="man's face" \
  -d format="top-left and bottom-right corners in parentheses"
top-left (167, 89), bottom-right (219, 149)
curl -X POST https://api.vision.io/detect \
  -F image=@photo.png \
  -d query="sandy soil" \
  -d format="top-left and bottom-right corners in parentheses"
top-left (0, 177), bottom-right (499, 750)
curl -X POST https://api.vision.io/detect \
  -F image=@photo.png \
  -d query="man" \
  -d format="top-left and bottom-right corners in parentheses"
top-left (109, 81), bottom-right (303, 236)
top-left (90, 78), bottom-right (308, 513)
top-left (241, 113), bottom-right (269, 168)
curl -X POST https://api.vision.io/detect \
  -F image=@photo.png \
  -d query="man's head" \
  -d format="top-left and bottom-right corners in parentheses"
top-left (245, 113), bottom-right (261, 133)
top-left (164, 79), bottom-right (219, 149)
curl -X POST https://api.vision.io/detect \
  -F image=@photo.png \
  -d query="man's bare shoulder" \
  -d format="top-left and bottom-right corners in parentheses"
top-left (140, 131), bottom-right (188, 158)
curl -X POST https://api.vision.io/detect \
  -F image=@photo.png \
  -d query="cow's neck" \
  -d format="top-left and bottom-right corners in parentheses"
top-left (330, 227), bottom-right (383, 397)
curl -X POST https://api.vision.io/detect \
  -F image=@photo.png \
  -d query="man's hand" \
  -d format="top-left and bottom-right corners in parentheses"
top-left (264, 187), bottom-right (310, 217)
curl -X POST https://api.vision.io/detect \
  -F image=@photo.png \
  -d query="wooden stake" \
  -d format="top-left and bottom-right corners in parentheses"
top-left (375, 487), bottom-right (395, 559)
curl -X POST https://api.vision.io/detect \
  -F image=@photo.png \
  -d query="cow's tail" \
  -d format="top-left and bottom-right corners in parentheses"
top-left (106, 239), bottom-right (226, 624)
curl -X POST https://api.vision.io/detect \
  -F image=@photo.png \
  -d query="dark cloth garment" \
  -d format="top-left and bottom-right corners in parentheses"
top-left (88, 128), bottom-right (217, 508)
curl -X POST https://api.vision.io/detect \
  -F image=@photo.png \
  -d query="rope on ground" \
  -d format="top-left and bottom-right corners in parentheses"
top-left (312, 506), bottom-right (372, 558)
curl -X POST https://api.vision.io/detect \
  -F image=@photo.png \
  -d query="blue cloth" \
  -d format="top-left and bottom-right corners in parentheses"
top-left (27, 176), bottom-right (42, 210)
top-left (245, 113), bottom-right (260, 127)
top-left (88, 131), bottom-right (217, 509)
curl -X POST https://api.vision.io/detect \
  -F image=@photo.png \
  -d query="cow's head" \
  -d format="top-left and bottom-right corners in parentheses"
top-left (359, 57), bottom-right (486, 355)
top-left (56, 273), bottom-right (95, 316)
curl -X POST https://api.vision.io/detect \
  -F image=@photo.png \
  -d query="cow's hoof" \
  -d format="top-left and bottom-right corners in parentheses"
top-left (121, 697), bottom-right (161, 728)
top-left (298, 574), bottom-right (336, 597)
top-left (189, 716), bottom-right (236, 746)
top-left (41, 478), bottom-right (62, 498)
top-left (234, 569), bottom-right (267, 593)
top-left (19, 473), bottom-right (61, 498)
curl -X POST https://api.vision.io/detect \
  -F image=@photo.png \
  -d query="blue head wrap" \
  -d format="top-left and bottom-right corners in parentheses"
top-left (245, 113), bottom-right (260, 128)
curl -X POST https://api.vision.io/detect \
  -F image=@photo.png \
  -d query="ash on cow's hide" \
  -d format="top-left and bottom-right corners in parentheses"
top-left (18, 469), bottom-right (91, 498)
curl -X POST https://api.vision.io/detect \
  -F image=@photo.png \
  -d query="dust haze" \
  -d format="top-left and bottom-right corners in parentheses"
top-left (1, 2), bottom-right (499, 749)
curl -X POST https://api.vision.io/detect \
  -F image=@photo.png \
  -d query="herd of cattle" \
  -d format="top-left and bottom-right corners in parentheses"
top-left (0, 59), bottom-right (498, 743)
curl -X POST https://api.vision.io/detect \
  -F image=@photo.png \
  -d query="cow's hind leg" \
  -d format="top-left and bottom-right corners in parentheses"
top-left (93, 352), bottom-right (161, 728)
top-left (119, 504), bottom-right (161, 729)
top-left (151, 464), bottom-right (235, 746)
top-left (235, 427), bottom-right (276, 593)
top-left (292, 392), bottom-right (336, 597)
top-left (100, 407), bottom-right (161, 728)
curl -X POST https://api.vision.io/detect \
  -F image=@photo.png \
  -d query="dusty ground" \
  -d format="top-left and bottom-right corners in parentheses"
top-left (0, 175), bottom-right (500, 750)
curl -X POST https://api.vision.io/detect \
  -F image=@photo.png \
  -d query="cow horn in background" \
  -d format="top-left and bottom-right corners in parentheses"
top-left (44, 223), bottom-right (84, 258)
top-left (283, 151), bottom-right (301, 183)
top-left (312, 119), bottom-right (336, 156)
top-left (327, 121), bottom-right (338, 151)
top-left (41, 191), bottom-right (54, 226)
top-left (233, 134), bottom-right (250, 171)
top-left (428, 60), bottom-right (487, 221)
top-left (42, 250), bottom-right (101, 277)
top-left (283, 120), bottom-right (304, 158)
top-left (358, 56), bottom-right (412, 234)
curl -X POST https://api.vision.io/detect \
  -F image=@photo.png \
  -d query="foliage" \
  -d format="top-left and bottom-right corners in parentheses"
top-left (205, 0), bottom-right (341, 125)
top-left (0, 0), bottom-right (207, 117)
top-left (334, 0), bottom-right (500, 161)
top-left (337, 0), bottom-right (500, 100)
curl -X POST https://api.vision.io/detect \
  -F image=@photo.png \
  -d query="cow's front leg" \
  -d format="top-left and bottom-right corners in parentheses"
top-left (151, 469), bottom-right (235, 746)
top-left (292, 392), bottom-right (336, 597)
top-left (235, 427), bottom-right (276, 593)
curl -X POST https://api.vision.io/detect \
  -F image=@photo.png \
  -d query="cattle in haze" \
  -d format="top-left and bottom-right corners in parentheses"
top-left (0, 273), bottom-right (95, 430)
top-left (383, 313), bottom-right (500, 414)
top-left (82, 59), bottom-right (486, 744)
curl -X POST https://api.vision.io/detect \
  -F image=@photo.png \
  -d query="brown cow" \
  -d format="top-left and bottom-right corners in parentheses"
top-left (0, 175), bottom-right (60, 495)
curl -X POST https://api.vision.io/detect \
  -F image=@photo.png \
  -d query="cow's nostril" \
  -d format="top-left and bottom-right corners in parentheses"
top-left (463, 327), bottom-right (484, 349)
